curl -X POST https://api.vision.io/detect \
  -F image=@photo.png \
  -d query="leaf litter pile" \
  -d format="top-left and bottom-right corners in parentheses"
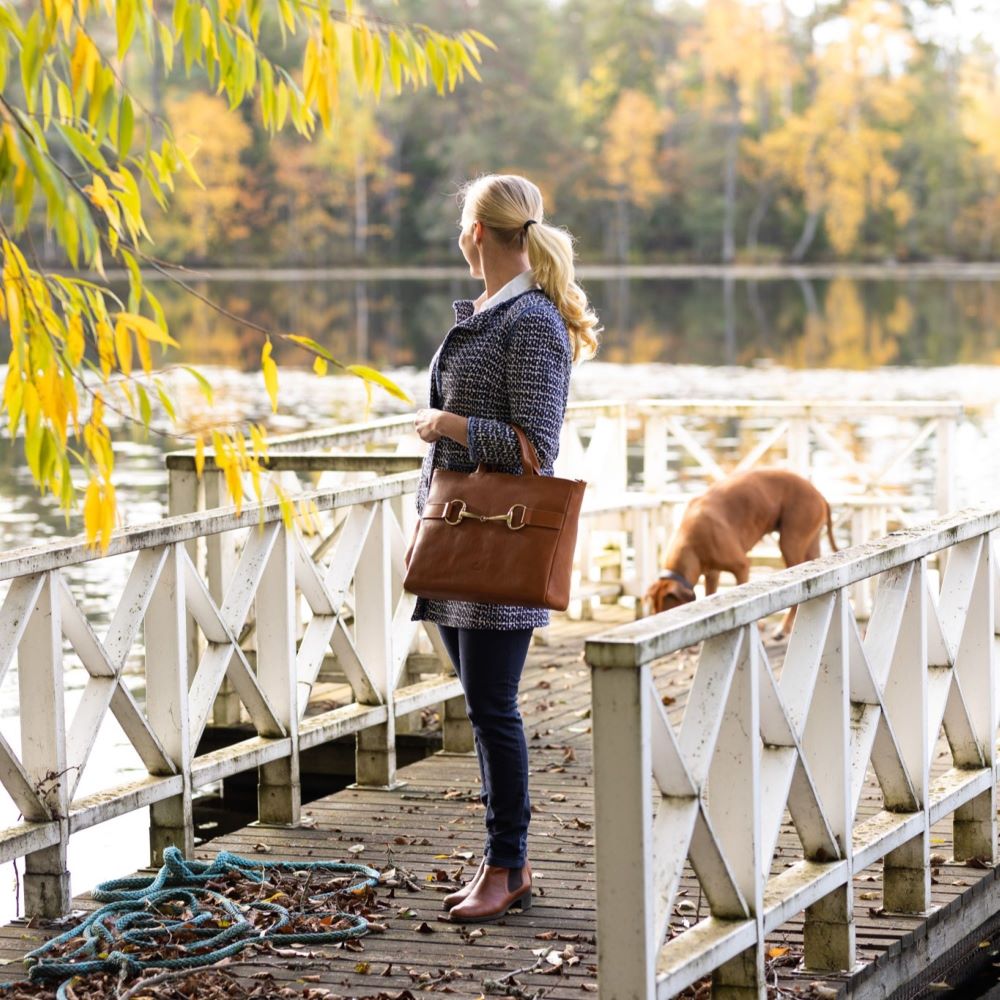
top-left (0, 854), bottom-right (393, 1000)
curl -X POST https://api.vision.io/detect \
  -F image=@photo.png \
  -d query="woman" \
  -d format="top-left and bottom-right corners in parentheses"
top-left (411, 174), bottom-right (599, 923)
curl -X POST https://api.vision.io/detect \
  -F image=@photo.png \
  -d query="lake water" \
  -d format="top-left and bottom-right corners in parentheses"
top-left (154, 269), bottom-right (1000, 371)
top-left (0, 270), bottom-right (999, 925)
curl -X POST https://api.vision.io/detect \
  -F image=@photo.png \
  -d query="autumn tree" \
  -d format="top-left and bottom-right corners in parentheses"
top-left (756, 0), bottom-right (915, 260)
top-left (678, 0), bottom-right (797, 262)
top-left (957, 48), bottom-right (1000, 257)
top-left (0, 0), bottom-right (489, 545)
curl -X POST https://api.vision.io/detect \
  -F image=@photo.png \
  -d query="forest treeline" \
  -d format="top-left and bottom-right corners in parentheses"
top-left (41, 0), bottom-right (1000, 266)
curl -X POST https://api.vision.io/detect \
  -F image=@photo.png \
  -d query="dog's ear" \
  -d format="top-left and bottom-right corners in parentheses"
top-left (644, 579), bottom-right (697, 615)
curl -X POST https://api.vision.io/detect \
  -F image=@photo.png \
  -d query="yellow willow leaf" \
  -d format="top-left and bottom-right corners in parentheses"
top-left (135, 330), bottom-right (152, 374)
top-left (225, 460), bottom-right (242, 514)
top-left (313, 356), bottom-right (328, 376)
top-left (97, 320), bottom-right (114, 379)
top-left (4, 281), bottom-right (22, 341)
top-left (85, 174), bottom-right (114, 210)
top-left (195, 434), bottom-right (205, 477)
top-left (67, 314), bottom-right (85, 366)
top-left (83, 478), bottom-right (101, 545)
top-left (262, 340), bottom-right (279, 413)
top-left (113, 312), bottom-right (180, 349)
top-left (345, 364), bottom-right (412, 403)
top-left (100, 483), bottom-right (115, 550)
top-left (114, 319), bottom-right (133, 375)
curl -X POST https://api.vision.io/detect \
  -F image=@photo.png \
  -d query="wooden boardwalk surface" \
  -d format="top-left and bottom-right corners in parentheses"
top-left (0, 605), bottom-right (997, 998)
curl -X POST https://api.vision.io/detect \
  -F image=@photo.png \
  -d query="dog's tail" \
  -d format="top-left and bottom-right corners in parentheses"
top-left (825, 502), bottom-right (839, 552)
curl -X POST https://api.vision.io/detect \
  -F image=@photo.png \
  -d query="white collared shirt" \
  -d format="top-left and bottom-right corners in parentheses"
top-left (473, 268), bottom-right (539, 314)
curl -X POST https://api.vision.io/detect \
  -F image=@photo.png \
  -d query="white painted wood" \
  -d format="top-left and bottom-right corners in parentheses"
top-left (665, 417), bottom-right (726, 482)
top-left (593, 662), bottom-right (658, 1000)
top-left (678, 630), bottom-right (743, 786)
top-left (587, 508), bottom-right (1000, 668)
top-left (0, 728), bottom-right (49, 819)
top-left (18, 573), bottom-right (71, 916)
top-left (353, 500), bottom-right (398, 787)
top-left (734, 420), bottom-right (790, 474)
top-left (0, 575), bottom-right (44, 686)
top-left (648, 680), bottom-right (696, 798)
top-left (255, 524), bottom-right (300, 825)
top-left (145, 545), bottom-right (194, 862)
top-left (642, 413), bottom-right (669, 491)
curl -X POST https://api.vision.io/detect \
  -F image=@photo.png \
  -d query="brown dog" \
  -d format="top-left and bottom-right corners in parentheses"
top-left (644, 468), bottom-right (837, 636)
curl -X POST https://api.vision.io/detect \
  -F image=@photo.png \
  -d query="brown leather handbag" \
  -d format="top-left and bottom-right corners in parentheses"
top-left (403, 426), bottom-right (586, 610)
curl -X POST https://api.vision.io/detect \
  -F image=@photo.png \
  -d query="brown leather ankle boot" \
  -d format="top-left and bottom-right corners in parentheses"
top-left (446, 862), bottom-right (532, 923)
top-left (442, 858), bottom-right (486, 910)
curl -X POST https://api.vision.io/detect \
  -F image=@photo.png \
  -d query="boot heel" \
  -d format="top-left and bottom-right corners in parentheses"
top-left (513, 889), bottom-right (532, 911)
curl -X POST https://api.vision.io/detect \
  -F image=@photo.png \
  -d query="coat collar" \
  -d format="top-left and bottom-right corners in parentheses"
top-left (452, 283), bottom-right (544, 329)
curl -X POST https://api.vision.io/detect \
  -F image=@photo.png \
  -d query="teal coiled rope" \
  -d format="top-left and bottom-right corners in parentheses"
top-left (0, 846), bottom-right (380, 1000)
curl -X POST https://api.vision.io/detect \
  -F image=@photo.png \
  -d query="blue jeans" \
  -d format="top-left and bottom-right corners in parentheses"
top-left (436, 624), bottom-right (534, 869)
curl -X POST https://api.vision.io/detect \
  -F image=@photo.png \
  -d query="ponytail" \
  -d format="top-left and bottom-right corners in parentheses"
top-left (458, 174), bottom-right (601, 362)
top-left (524, 221), bottom-right (600, 362)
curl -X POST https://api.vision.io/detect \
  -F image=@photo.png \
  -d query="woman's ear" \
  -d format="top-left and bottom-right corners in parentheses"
top-left (473, 220), bottom-right (483, 245)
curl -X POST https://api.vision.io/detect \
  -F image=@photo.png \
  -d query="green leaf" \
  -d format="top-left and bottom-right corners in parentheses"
top-left (182, 365), bottom-right (214, 405)
top-left (57, 124), bottom-right (107, 171)
top-left (283, 334), bottom-right (341, 365)
top-left (158, 22), bottom-right (175, 72)
top-left (118, 95), bottom-right (134, 158)
top-left (345, 364), bottom-right (412, 403)
top-left (137, 383), bottom-right (151, 428)
top-left (154, 379), bottom-right (176, 420)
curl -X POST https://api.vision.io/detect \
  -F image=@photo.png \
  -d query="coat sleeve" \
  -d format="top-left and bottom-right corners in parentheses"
top-left (466, 308), bottom-right (572, 472)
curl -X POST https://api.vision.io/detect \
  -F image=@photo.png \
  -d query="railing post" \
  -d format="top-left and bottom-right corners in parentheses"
top-left (881, 561), bottom-right (931, 914)
top-left (205, 471), bottom-right (242, 726)
top-left (354, 500), bottom-right (402, 788)
top-left (710, 626), bottom-right (765, 1000)
top-left (951, 536), bottom-right (996, 862)
top-left (787, 417), bottom-right (810, 475)
top-left (935, 416), bottom-right (956, 516)
top-left (145, 546), bottom-right (194, 863)
top-left (255, 524), bottom-right (301, 825)
top-left (642, 411), bottom-right (668, 492)
top-left (591, 656), bottom-right (656, 1000)
top-left (167, 466), bottom-right (202, 684)
top-left (19, 572), bottom-right (71, 917)
top-left (803, 593), bottom-right (856, 972)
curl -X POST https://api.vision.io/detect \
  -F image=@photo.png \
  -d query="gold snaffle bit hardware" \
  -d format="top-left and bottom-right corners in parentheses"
top-left (443, 500), bottom-right (527, 531)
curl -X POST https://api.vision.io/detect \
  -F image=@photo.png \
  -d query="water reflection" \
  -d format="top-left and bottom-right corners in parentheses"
top-left (130, 272), bottom-right (1000, 370)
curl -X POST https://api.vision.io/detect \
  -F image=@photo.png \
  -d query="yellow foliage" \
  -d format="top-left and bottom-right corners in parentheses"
top-left (1, 1), bottom-right (488, 547)
top-left (602, 91), bottom-right (670, 209)
top-left (754, 0), bottom-right (915, 254)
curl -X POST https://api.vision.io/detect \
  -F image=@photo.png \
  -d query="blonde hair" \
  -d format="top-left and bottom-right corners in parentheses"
top-left (458, 174), bottom-right (600, 363)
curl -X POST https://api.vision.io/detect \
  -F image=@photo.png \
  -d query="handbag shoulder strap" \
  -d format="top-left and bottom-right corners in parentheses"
top-left (512, 425), bottom-right (541, 476)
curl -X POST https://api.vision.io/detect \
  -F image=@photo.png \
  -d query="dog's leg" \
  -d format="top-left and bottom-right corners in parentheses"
top-left (704, 569), bottom-right (720, 596)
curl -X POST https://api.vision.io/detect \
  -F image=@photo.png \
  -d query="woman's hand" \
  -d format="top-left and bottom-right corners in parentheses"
top-left (414, 408), bottom-right (444, 442)
top-left (414, 408), bottom-right (470, 447)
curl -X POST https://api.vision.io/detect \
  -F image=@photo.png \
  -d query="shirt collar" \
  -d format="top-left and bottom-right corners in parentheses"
top-left (474, 269), bottom-right (538, 314)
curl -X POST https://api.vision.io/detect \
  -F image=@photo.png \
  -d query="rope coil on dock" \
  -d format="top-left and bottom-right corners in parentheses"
top-left (0, 847), bottom-right (381, 999)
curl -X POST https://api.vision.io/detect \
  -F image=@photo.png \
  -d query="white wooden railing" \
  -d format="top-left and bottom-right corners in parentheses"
top-left (0, 470), bottom-right (470, 917)
top-left (166, 398), bottom-right (963, 616)
top-left (586, 508), bottom-right (1000, 999)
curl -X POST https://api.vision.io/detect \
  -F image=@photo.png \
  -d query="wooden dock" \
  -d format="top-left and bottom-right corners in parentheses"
top-left (0, 606), bottom-right (997, 998)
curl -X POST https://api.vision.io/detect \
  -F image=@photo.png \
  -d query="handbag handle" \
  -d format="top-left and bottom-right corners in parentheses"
top-left (473, 424), bottom-right (541, 476)
top-left (512, 425), bottom-right (541, 476)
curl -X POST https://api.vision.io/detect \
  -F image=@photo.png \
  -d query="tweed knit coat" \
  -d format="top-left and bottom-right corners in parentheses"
top-left (410, 286), bottom-right (573, 630)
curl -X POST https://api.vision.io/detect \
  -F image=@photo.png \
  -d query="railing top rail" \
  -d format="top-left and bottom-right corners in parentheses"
top-left (586, 505), bottom-right (1000, 669)
top-left (164, 398), bottom-right (965, 468)
top-left (634, 398), bottom-right (965, 417)
top-left (0, 471), bottom-right (419, 581)
top-left (167, 413), bottom-right (416, 465)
